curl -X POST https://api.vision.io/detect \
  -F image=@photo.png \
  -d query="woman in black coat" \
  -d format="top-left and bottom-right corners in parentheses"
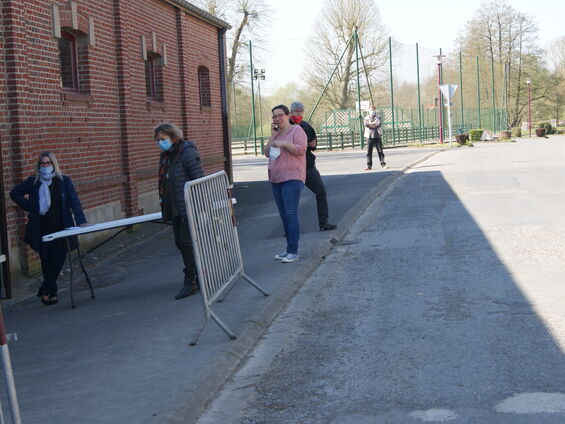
top-left (154, 122), bottom-right (204, 300)
top-left (10, 151), bottom-right (88, 305)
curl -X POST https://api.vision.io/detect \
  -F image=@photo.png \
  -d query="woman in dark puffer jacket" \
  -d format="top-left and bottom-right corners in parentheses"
top-left (155, 123), bottom-right (204, 299)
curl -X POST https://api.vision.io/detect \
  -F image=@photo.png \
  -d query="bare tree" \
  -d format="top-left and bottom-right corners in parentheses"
top-left (303, 0), bottom-right (389, 111)
top-left (540, 36), bottom-right (565, 123)
top-left (457, 0), bottom-right (549, 126)
top-left (194, 0), bottom-right (270, 87)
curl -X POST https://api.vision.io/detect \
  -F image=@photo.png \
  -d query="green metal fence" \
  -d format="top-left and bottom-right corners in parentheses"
top-left (231, 106), bottom-right (509, 156)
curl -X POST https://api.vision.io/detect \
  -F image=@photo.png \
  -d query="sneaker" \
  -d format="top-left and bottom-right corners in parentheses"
top-left (274, 252), bottom-right (288, 260)
top-left (282, 253), bottom-right (299, 263)
top-left (364, 167), bottom-right (372, 171)
top-left (381, 163), bottom-right (388, 169)
top-left (319, 223), bottom-right (337, 231)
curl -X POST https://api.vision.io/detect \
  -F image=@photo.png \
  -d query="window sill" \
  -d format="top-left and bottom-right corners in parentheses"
top-left (61, 91), bottom-right (92, 105)
top-left (146, 99), bottom-right (165, 111)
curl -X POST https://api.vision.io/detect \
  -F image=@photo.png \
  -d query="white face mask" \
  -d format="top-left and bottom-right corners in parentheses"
top-left (370, 111), bottom-right (377, 117)
top-left (269, 146), bottom-right (281, 161)
top-left (40, 166), bottom-right (54, 176)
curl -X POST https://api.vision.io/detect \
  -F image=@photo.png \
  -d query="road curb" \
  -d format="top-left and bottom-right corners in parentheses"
top-left (170, 149), bottom-right (444, 424)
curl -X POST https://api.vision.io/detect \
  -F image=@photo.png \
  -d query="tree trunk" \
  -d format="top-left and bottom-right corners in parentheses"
top-left (338, 39), bottom-right (355, 109)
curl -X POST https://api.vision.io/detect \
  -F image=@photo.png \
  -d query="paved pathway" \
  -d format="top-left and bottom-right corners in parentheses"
top-left (1, 145), bottom-right (441, 423)
top-left (198, 137), bottom-right (565, 423)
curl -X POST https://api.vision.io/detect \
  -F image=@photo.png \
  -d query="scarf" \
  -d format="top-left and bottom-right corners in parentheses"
top-left (39, 172), bottom-right (56, 215)
top-left (158, 141), bottom-right (185, 202)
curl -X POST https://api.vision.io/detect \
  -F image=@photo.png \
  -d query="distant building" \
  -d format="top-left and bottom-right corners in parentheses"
top-left (0, 0), bottom-right (231, 285)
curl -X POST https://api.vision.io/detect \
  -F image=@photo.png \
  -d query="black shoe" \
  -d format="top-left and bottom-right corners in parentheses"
top-left (37, 286), bottom-right (47, 297)
top-left (319, 223), bottom-right (337, 231)
top-left (41, 295), bottom-right (58, 306)
top-left (174, 283), bottom-right (200, 300)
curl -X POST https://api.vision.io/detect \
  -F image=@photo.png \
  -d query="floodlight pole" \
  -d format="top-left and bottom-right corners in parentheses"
top-left (416, 43), bottom-right (422, 141)
top-left (254, 69), bottom-right (266, 151)
top-left (249, 40), bottom-right (257, 155)
top-left (526, 79), bottom-right (532, 137)
top-left (459, 52), bottom-right (464, 130)
top-left (446, 87), bottom-right (453, 147)
top-left (389, 36), bottom-right (396, 145)
top-left (434, 53), bottom-right (445, 143)
top-left (491, 56), bottom-right (496, 132)
top-left (232, 80), bottom-right (238, 138)
top-left (354, 28), bottom-right (364, 148)
top-left (476, 56), bottom-right (482, 128)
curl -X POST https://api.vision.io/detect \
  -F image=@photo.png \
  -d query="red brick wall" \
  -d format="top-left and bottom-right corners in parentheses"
top-left (1, 0), bottom-right (229, 276)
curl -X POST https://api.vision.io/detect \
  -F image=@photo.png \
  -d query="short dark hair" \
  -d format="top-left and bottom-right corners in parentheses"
top-left (271, 104), bottom-right (289, 115)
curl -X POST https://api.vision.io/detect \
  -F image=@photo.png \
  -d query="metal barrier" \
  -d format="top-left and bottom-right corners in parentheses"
top-left (184, 171), bottom-right (268, 345)
top-left (0, 304), bottom-right (21, 424)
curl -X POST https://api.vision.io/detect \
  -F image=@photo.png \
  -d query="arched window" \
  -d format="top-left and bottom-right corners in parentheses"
top-left (59, 31), bottom-right (78, 90)
top-left (198, 66), bottom-right (211, 109)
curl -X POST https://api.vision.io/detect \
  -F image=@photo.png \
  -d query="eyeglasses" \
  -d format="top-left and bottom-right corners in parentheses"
top-left (40, 160), bottom-right (53, 165)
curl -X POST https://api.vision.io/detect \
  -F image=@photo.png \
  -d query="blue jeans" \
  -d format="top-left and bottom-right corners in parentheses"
top-left (271, 180), bottom-right (304, 254)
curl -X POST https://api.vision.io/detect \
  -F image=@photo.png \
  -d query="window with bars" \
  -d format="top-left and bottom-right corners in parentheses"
top-left (59, 31), bottom-right (79, 90)
top-left (145, 54), bottom-right (163, 101)
top-left (198, 66), bottom-right (211, 109)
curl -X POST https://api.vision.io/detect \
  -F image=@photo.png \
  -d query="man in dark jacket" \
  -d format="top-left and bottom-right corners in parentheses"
top-left (290, 102), bottom-right (337, 231)
top-left (155, 123), bottom-right (204, 299)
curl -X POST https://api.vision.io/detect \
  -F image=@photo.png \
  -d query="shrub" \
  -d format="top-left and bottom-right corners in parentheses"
top-left (470, 129), bottom-right (483, 141)
top-left (538, 122), bottom-right (555, 134)
top-left (511, 127), bottom-right (521, 137)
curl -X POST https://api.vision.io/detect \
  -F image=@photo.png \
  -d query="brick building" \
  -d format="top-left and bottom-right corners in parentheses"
top-left (0, 0), bottom-right (231, 292)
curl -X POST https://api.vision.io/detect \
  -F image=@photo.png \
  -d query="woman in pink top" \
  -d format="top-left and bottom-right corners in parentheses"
top-left (264, 104), bottom-right (307, 263)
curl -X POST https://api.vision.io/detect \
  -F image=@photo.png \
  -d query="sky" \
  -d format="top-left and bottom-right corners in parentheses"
top-left (256, 0), bottom-right (565, 96)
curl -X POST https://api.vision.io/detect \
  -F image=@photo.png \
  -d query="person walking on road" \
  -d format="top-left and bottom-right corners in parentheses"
top-left (264, 105), bottom-right (307, 263)
top-left (155, 122), bottom-right (204, 300)
top-left (289, 101), bottom-right (337, 231)
top-left (10, 151), bottom-right (88, 306)
top-left (364, 105), bottom-right (387, 170)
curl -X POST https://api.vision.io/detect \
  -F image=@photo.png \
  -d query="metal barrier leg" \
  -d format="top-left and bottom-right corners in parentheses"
top-left (0, 345), bottom-right (21, 424)
top-left (210, 310), bottom-right (236, 340)
top-left (189, 309), bottom-right (236, 346)
top-left (76, 245), bottom-right (95, 299)
top-left (241, 273), bottom-right (269, 296)
top-left (66, 239), bottom-right (75, 309)
top-left (217, 273), bottom-right (269, 303)
top-left (189, 319), bottom-right (208, 347)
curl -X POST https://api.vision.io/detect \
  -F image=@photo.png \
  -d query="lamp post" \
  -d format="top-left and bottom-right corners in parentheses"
top-left (433, 53), bottom-right (446, 143)
top-left (526, 79), bottom-right (532, 137)
top-left (253, 68), bottom-right (266, 151)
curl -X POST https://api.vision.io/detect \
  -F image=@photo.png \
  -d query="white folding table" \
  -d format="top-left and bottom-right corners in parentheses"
top-left (42, 212), bottom-right (164, 308)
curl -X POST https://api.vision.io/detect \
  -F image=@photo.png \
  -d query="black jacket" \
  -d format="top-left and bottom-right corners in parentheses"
top-left (160, 140), bottom-right (204, 221)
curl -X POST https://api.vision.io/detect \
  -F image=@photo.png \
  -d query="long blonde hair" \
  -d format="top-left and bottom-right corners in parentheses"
top-left (34, 151), bottom-right (63, 183)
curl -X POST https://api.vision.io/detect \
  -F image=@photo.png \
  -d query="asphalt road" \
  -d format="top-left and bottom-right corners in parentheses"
top-left (198, 137), bottom-right (565, 424)
top-left (1, 146), bottom-right (440, 423)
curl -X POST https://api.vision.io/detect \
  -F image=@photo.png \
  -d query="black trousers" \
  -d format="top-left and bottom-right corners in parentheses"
top-left (171, 217), bottom-right (197, 286)
top-left (366, 136), bottom-right (385, 167)
top-left (305, 167), bottom-right (329, 227)
top-left (38, 239), bottom-right (67, 296)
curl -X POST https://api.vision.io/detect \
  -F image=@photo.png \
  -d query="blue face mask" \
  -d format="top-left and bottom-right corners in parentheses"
top-left (158, 139), bottom-right (173, 151)
top-left (39, 166), bottom-right (54, 176)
